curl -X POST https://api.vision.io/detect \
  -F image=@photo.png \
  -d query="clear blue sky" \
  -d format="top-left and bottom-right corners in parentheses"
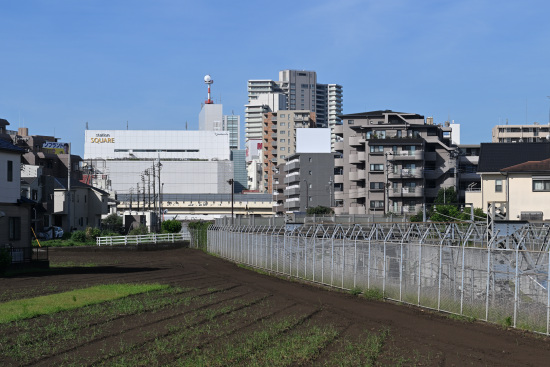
top-left (1, 0), bottom-right (549, 156)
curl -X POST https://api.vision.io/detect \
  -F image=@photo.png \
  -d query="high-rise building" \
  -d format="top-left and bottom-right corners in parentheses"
top-left (262, 110), bottom-right (316, 193)
top-left (245, 70), bottom-right (342, 146)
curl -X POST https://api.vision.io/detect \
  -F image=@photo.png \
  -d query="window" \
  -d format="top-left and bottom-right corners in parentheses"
top-left (280, 122), bottom-right (285, 126)
top-left (7, 160), bottom-right (13, 182)
top-left (281, 147), bottom-right (285, 151)
top-left (309, 170), bottom-right (312, 175)
top-left (370, 164), bottom-right (384, 171)
top-left (348, 120), bottom-right (354, 125)
top-left (280, 114), bottom-right (285, 118)
top-left (495, 179), bottom-right (503, 192)
top-left (533, 178), bottom-right (550, 191)
top-left (370, 145), bottom-right (384, 153)
top-left (8, 217), bottom-right (21, 240)
top-left (281, 139), bottom-right (286, 143)
top-left (370, 201), bottom-right (384, 209)
top-left (370, 182), bottom-right (384, 190)
top-left (309, 157), bottom-right (312, 162)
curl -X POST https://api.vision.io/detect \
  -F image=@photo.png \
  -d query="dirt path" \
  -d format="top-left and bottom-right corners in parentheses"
top-left (1, 246), bottom-right (549, 366)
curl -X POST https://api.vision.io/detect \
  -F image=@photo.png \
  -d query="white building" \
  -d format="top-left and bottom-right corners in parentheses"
top-left (84, 130), bottom-right (232, 196)
top-left (199, 104), bottom-right (223, 131)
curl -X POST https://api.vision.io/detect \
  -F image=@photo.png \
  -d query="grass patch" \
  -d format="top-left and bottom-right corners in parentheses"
top-left (0, 283), bottom-right (168, 323)
top-left (363, 288), bottom-right (384, 301)
top-left (326, 328), bottom-right (389, 366)
top-left (349, 287), bottom-right (362, 296)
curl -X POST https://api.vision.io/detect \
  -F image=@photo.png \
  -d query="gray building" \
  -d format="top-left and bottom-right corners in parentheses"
top-left (231, 149), bottom-right (247, 193)
top-left (282, 153), bottom-right (338, 213)
top-left (334, 110), bottom-right (458, 215)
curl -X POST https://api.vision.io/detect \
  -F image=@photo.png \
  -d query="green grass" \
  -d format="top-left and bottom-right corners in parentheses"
top-left (0, 283), bottom-right (168, 323)
top-left (349, 287), bottom-right (362, 296)
top-left (325, 328), bottom-right (389, 366)
top-left (362, 287), bottom-right (384, 301)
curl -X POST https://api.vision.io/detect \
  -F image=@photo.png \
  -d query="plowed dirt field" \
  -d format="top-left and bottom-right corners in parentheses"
top-left (1, 246), bottom-right (549, 366)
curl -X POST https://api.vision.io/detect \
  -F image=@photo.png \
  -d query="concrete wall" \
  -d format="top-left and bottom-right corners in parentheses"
top-left (0, 151), bottom-right (21, 203)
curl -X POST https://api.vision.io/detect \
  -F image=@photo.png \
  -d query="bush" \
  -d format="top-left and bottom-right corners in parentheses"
top-left (85, 227), bottom-right (102, 241)
top-left (306, 206), bottom-right (333, 215)
top-left (129, 224), bottom-right (149, 236)
top-left (188, 221), bottom-right (212, 250)
top-left (71, 231), bottom-right (87, 243)
top-left (161, 220), bottom-right (182, 233)
top-left (0, 248), bottom-right (11, 275)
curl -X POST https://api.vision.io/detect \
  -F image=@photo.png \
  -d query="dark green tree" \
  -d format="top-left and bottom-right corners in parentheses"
top-left (102, 213), bottom-right (123, 233)
top-left (161, 220), bottom-right (182, 233)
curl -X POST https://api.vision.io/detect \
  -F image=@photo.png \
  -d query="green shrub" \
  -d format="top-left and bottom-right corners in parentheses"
top-left (129, 224), bottom-right (149, 236)
top-left (188, 221), bottom-right (212, 250)
top-left (0, 248), bottom-right (11, 275)
top-left (71, 231), bottom-right (87, 243)
top-left (161, 220), bottom-right (182, 233)
top-left (85, 227), bottom-right (102, 241)
top-left (101, 213), bottom-right (124, 234)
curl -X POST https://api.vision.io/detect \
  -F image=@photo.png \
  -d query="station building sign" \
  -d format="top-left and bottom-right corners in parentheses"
top-left (90, 133), bottom-right (115, 144)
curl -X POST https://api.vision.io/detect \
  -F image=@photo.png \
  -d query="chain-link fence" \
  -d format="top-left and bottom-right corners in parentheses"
top-left (207, 223), bottom-right (550, 335)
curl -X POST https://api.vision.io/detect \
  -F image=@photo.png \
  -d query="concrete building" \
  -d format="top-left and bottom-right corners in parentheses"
top-left (262, 110), bottom-right (316, 193)
top-left (457, 144), bottom-right (481, 202)
top-left (492, 122), bottom-right (550, 143)
top-left (283, 153), bottom-right (338, 213)
top-left (231, 149), bottom-right (247, 193)
top-left (333, 110), bottom-right (458, 215)
top-left (199, 103), bottom-right (223, 132)
top-left (223, 114), bottom-right (240, 150)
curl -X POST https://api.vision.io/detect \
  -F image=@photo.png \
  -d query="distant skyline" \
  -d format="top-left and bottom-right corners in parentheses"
top-left (1, 0), bottom-right (549, 156)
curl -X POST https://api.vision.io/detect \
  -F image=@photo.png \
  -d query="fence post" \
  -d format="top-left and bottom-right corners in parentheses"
top-left (383, 239), bottom-right (386, 296)
top-left (438, 244), bottom-right (442, 311)
top-left (460, 243), bottom-right (466, 315)
top-left (485, 246), bottom-right (491, 321)
top-left (399, 241), bottom-right (403, 301)
top-left (417, 243), bottom-right (422, 305)
top-left (514, 244), bottom-right (519, 328)
top-left (367, 238), bottom-right (371, 290)
top-left (353, 238), bottom-right (357, 289)
top-left (547, 248), bottom-right (550, 335)
top-left (342, 236), bottom-right (345, 289)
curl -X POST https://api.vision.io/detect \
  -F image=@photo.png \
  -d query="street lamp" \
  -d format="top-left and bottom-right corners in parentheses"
top-left (227, 179), bottom-right (234, 225)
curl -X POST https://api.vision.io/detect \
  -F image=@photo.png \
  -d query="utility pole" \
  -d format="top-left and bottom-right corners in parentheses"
top-left (157, 159), bottom-right (162, 231)
top-left (227, 179), bottom-right (234, 224)
top-left (152, 164), bottom-right (156, 215)
top-left (137, 182), bottom-right (140, 212)
top-left (145, 169), bottom-right (151, 210)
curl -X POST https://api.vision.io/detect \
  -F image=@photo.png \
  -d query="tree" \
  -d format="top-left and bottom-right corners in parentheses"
top-left (306, 206), bottom-right (333, 215)
top-left (102, 213), bottom-right (123, 233)
top-left (161, 220), bottom-right (182, 233)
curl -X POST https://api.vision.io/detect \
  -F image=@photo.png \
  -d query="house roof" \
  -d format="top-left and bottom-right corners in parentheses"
top-left (0, 138), bottom-right (24, 154)
top-left (501, 158), bottom-right (550, 172)
top-left (477, 143), bottom-right (550, 172)
top-left (53, 178), bottom-right (109, 196)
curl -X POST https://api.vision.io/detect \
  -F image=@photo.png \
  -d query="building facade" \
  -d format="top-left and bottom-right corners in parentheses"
top-left (333, 110), bottom-right (457, 215)
top-left (283, 153), bottom-right (338, 213)
top-left (262, 110), bottom-right (316, 193)
top-left (492, 123), bottom-right (550, 143)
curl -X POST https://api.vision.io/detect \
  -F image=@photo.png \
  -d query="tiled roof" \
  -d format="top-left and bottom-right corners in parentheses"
top-left (501, 158), bottom-right (550, 172)
top-left (0, 138), bottom-right (24, 153)
top-left (477, 143), bottom-right (550, 172)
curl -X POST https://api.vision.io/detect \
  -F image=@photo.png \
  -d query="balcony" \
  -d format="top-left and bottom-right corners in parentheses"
top-left (334, 174), bottom-right (344, 184)
top-left (334, 191), bottom-right (344, 200)
top-left (349, 169), bottom-right (365, 181)
top-left (349, 206), bottom-right (366, 215)
top-left (349, 188), bottom-right (367, 199)
top-left (334, 158), bottom-right (344, 167)
top-left (349, 136), bottom-right (365, 146)
top-left (388, 168), bottom-right (423, 180)
top-left (286, 161), bottom-right (299, 171)
top-left (349, 152), bottom-right (366, 164)
top-left (389, 151), bottom-right (423, 160)
top-left (334, 125), bottom-right (344, 135)
top-left (333, 206), bottom-right (345, 215)
top-left (334, 141), bottom-right (344, 152)
top-left (285, 186), bottom-right (300, 196)
top-left (389, 187), bottom-right (424, 198)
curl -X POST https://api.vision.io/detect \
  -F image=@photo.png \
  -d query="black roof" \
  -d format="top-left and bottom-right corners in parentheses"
top-left (0, 138), bottom-right (24, 154)
top-left (477, 143), bottom-right (550, 172)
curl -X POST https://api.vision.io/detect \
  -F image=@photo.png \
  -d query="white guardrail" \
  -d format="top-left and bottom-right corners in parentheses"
top-left (96, 232), bottom-right (191, 246)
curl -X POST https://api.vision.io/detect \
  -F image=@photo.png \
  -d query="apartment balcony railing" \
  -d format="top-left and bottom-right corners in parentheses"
top-left (349, 169), bottom-right (366, 181)
top-left (389, 187), bottom-right (424, 198)
top-left (388, 151), bottom-right (423, 160)
top-left (349, 152), bottom-right (366, 164)
top-left (388, 168), bottom-right (423, 180)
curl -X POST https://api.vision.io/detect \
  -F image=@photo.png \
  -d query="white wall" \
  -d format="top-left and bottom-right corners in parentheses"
top-left (199, 104), bottom-right (223, 131)
top-left (296, 128), bottom-right (331, 153)
top-left (0, 151), bottom-right (21, 203)
top-left (84, 130), bottom-right (230, 160)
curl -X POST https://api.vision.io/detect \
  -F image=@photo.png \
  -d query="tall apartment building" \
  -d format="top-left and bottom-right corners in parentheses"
top-left (492, 123), bottom-right (550, 143)
top-left (245, 70), bottom-right (342, 145)
top-left (262, 110), bottom-right (316, 193)
top-left (223, 114), bottom-right (240, 150)
top-left (333, 110), bottom-right (457, 215)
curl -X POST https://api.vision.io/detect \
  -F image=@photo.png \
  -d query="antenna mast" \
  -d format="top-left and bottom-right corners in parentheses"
top-left (204, 74), bottom-right (214, 104)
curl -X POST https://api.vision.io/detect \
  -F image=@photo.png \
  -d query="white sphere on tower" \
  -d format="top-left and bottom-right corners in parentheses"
top-left (204, 74), bottom-right (213, 84)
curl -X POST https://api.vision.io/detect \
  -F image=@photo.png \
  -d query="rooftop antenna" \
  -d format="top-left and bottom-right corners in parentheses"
top-left (86, 122), bottom-right (88, 130)
top-left (186, 121), bottom-right (188, 130)
top-left (204, 74), bottom-right (214, 104)
top-left (127, 121), bottom-right (128, 130)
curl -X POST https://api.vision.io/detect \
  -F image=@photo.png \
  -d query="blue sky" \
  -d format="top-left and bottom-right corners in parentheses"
top-left (1, 0), bottom-right (549, 156)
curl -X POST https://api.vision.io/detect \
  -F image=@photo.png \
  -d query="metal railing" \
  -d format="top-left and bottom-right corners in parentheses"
top-left (207, 222), bottom-right (550, 335)
top-left (96, 232), bottom-right (190, 246)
